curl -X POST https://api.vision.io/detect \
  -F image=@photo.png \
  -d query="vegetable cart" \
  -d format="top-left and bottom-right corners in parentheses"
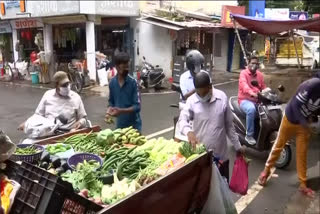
top-left (8, 126), bottom-right (213, 214)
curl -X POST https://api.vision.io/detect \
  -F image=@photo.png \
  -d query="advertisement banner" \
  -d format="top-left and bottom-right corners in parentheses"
top-left (265, 8), bottom-right (290, 20)
top-left (5, 0), bottom-right (20, 9)
top-left (249, 0), bottom-right (265, 18)
top-left (221, 5), bottom-right (246, 27)
top-left (289, 11), bottom-right (308, 20)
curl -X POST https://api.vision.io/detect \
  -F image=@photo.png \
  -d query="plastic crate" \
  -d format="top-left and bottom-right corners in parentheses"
top-left (4, 160), bottom-right (103, 214)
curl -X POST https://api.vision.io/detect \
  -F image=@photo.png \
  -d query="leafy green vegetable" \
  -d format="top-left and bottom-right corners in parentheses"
top-left (61, 160), bottom-right (103, 198)
top-left (46, 143), bottom-right (72, 155)
top-left (179, 142), bottom-right (206, 158)
top-left (96, 129), bottom-right (115, 147)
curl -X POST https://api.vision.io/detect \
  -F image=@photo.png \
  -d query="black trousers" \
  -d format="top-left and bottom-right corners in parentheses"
top-left (213, 157), bottom-right (230, 183)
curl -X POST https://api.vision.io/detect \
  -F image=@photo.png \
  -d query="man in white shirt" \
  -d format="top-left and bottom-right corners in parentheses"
top-left (179, 71), bottom-right (244, 180)
top-left (179, 50), bottom-right (205, 100)
top-left (18, 71), bottom-right (87, 132)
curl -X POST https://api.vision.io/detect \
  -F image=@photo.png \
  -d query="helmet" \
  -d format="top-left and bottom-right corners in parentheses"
top-left (186, 50), bottom-right (204, 75)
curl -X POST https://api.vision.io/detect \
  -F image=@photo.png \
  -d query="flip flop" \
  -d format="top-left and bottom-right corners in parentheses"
top-left (258, 171), bottom-right (270, 186)
top-left (299, 187), bottom-right (315, 198)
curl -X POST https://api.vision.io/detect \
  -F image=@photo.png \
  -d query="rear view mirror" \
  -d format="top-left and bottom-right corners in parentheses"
top-left (143, 56), bottom-right (146, 60)
top-left (278, 85), bottom-right (285, 92)
top-left (156, 65), bottom-right (159, 68)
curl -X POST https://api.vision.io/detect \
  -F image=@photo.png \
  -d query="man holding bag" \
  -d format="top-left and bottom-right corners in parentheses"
top-left (179, 71), bottom-right (245, 180)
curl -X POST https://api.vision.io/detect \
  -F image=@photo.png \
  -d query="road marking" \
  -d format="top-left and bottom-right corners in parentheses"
top-left (213, 79), bottom-right (238, 86)
top-left (145, 126), bottom-right (174, 139)
top-left (235, 167), bottom-right (276, 213)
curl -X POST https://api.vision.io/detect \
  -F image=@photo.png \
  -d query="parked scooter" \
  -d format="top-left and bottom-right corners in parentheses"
top-left (229, 85), bottom-right (292, 169)
top-left (140, 56), bottom-right (165, 90)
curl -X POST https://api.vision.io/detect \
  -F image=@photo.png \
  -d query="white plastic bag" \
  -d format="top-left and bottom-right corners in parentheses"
top-left (201, 164), bottom-right (238, 214)
top-left (97, 67), bottom-right (108, 86)
top-left (24, 114), bottom-right (59, 139)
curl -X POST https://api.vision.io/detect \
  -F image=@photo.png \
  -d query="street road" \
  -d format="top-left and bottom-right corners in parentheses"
top-left (0, 80), bottom-right (319, 213)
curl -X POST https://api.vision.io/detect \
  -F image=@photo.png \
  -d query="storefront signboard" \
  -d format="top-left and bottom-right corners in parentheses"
top-left (0, 0), bottom-right (21, 19)
top-left (249, 0), bottom-right (265, 18)
top-left (289, 11), bottom-right (308, 20)
top-left (265, 8), bottom-right (290, 20)
top-left (95, 1), bottom-right (139, 16)
top-left (5, 0), bottom-right (20, 9)
top-left (10, 18), bottom-right (44, 29)
top-left (0, 22), bottom-right (12, 33)
top-left (26, 0), bottom-right (80, 17)
top-left (221, 5), bottom-right (245, 27)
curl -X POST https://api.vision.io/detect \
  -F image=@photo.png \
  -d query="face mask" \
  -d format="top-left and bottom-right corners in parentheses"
top-left (196, 91), bottom-right (212, 103)
top-left (59, 85), bottom-right (71, 97)
top-left (249, 64), bottom-right (259, 74)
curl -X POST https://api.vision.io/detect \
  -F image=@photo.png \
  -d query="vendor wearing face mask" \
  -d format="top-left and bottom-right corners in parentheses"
top-left (179, 71), bottom-right (245, 180)
top-left (106, 52), bottom-right (141, 132)
top-left (238, 56), bottom-right (266, 146)
top-left (18, 71), bottom-right (87, 132)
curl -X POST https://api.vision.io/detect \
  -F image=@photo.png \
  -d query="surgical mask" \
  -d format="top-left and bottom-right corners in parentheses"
top-left (196, 92), bottom-right (212, 103)
top-left (59, 85), bottom-right (71, 97)
top-left (249, 64), bottom-right (259, 74)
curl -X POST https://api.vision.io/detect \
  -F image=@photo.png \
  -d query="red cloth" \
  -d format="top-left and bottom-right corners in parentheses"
top-left (30, 51), bottom-right (38, 63)
top-left (229, 154), bottom-right (249, 195)
top-left (238, 68), bottom-right (266, 104)
top-left (232, 14), bottom-right (320, 35)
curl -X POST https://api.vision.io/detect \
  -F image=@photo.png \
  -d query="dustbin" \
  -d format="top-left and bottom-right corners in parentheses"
top-left (30, 72), bottom-right (39, 84)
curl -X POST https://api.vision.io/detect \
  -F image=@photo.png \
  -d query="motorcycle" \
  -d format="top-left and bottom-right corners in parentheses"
top-left (229, 85), bottom-right (292, 169)
top-left (67, 61), bottom-right (90, 93)
top-left (140, 56), bottom-right (165, 90)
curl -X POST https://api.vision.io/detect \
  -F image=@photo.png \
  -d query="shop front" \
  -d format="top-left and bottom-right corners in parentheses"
top-left (0, 21), bottom-right (13, 63)
top-left (10, 18), bottom-right (44, 62)
top-left (96, 17), bottom-right (134, 70)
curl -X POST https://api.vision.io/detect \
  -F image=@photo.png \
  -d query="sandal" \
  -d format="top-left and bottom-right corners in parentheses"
top-left (299, 187), bottom-right (315, 198)
top-left (258, 170), bottom-right (270, 186)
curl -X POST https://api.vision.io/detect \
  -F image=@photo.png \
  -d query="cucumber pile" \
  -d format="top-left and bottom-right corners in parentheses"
top-left (101, 145), bottom-right (151, 180)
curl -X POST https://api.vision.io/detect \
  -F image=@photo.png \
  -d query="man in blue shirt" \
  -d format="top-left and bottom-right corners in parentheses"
top-left (106, 53), bottom-right (142, 131)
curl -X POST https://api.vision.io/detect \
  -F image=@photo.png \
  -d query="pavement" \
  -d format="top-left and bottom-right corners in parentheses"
top-left (0, 70), bottom-right (319, 213)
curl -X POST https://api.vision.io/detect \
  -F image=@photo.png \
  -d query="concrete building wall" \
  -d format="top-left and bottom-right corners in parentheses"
top-left (131, 19), bottom-right (173, 78)
top-left (213, 29), bottom-right (229, 71)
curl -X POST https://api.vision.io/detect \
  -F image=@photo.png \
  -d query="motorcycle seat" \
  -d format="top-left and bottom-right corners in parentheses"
top-left (229, 96), bottom-right (246, 119)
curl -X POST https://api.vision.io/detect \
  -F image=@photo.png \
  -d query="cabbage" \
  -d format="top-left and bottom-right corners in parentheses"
top-left (96, 129), bottom-right (114, 146)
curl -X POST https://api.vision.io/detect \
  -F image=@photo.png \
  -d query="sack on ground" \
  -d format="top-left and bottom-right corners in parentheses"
top-left (201, 164), bottom-right (238, 214)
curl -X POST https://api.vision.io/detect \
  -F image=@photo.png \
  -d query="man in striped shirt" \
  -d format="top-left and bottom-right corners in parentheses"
top-left (258, 73), bottom-right (320, 198)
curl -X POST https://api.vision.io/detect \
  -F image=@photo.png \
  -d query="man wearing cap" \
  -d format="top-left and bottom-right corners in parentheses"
top-left (179, 71), bottom-right (244, 180)
top-left (18, 71), bottom-right (87, 132)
